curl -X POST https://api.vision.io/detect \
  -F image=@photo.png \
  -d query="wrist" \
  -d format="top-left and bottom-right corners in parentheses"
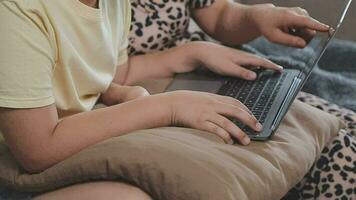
top-left (244, 5), bottom-right (259, 32)
top-left (179, 41), bottom-right (212, 69)
top-left (145, 93), bottom-right (175, 127)
top-left (245, 4), bottom-right (275, 35)
top-left (163, 42), bottom-right (203, 74)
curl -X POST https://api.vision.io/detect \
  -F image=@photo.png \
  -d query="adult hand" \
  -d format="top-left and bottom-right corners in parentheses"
top-left (247, 4), bottom-right (330, 48)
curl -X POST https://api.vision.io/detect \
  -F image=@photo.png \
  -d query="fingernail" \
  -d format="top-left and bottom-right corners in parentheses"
top-left (298, 41), bottom-right (306, 47)
top-left (277, 65), bottom-right (284, 71)
top-left (256, 123), bottom-right (263, 131)
top-left (242, 136), bottom-right (250, 145)
top-left (228, 139), bottom-right (234, 145)
top-left (248, 72), bottom-right (257, 80)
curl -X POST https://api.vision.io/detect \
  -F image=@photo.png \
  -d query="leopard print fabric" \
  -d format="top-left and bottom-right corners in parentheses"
top-left (129, 0), bottom-right (214, 55)
top-left (283, 131), bottom-right (355, 200)
top-left (128, 1), bottom-right (355, 199)
top-left (282, 92), bottom-right (356, 200)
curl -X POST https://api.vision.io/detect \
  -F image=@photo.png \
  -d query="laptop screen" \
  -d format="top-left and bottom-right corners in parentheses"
top-left (296, 0), bottom-right (352, 82)
top-left (296, 24), bottom-right (335, 80)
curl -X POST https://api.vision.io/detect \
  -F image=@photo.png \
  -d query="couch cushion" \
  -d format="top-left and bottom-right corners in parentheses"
top-left (0, 100), bottom-right (344, 200)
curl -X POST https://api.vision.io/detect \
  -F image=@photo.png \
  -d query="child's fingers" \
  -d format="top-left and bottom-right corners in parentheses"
top-left (232, 51), bottom-right (283, 72)
top-left (200, 121), bottom-right (233, 144)
top-left (214, 61), bottom-right (258, 80)
top-left (215, 102), bottom-right (262, 133)
top-left (215, 95), bottom-right (252, 114)
top-left (206, 114), bottom-right (251, 145)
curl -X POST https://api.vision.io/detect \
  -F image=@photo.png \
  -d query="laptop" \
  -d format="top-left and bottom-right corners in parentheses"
top-left (165, 0), bottom-right (352, 141)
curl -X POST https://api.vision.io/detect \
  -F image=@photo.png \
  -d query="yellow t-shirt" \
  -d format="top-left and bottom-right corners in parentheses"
top-left (0, 0), bottom-right (131, 141)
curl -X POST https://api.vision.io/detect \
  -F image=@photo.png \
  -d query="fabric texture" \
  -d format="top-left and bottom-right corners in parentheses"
top-left (129, 0), bottom-right (214, 55)
top-left (0, 101), bottom-right (344, 200)
top-left (0, 0), bottom-right (130, 117)
top-left (283, 129), bottom-right (356, 200)
top-left (282, 93), bottom-right (356, 200)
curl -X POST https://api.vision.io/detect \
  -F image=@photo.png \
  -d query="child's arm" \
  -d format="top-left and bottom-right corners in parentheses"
top-left (192, 1), bottom-right (330, 48)
top-left (0, 82), bottom-right (261, 173)
top-left (0, 94), bottom-right (170, 173)
top-left (114, 41), bottom-right (282, 85)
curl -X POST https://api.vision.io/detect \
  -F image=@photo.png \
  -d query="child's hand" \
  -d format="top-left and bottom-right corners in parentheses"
top-left (189, 42), bottom-right (282, 80)
top-left (247, 4), bottom-right (330, 48)
top-left (100, 83), bottom-right (150, 106)
top-left (165, 90), bottom-right (262, 145)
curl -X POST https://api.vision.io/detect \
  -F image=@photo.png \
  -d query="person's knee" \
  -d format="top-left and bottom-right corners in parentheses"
top-left (33, 181), bottom-right (152, 200)
top-left (122, 184), bottom-right (152, 200)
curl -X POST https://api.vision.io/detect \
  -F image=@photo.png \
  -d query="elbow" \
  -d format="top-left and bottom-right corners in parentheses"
top-left (17, 151), bottom-right (54, 174)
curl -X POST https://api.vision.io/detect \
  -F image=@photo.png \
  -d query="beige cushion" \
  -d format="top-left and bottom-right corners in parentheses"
top-left (0, 100), bottom-right (343, 200)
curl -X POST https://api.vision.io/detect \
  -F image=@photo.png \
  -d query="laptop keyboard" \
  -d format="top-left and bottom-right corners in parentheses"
top-left (218, 70), bottom-right (288, 134)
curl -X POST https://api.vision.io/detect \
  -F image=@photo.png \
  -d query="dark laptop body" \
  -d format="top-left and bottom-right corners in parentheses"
top-left (165, 0), bottom-right (352, 141)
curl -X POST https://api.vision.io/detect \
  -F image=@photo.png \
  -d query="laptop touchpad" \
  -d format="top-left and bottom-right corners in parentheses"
top-left (166, 79), bottom-right (224, 93)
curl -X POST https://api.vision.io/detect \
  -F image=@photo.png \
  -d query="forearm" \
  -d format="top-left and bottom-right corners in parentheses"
top-left (116, 44), bottom-right (198, 86)
top-left (25, 95), bottom-right (171, 172)
top-left (193, 1), bottom-right (261, 46)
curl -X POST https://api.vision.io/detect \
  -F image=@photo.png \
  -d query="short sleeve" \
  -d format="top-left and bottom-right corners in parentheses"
top-left (0, 2), bottom-right (55, 108)
top-left (117, 0), bottom-right (131, 66)
top-left (188, 0), bottom-right (215, 9)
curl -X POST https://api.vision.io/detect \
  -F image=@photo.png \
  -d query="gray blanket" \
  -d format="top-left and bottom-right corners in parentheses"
top-left (242, 38), bottom-right (356, 111)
